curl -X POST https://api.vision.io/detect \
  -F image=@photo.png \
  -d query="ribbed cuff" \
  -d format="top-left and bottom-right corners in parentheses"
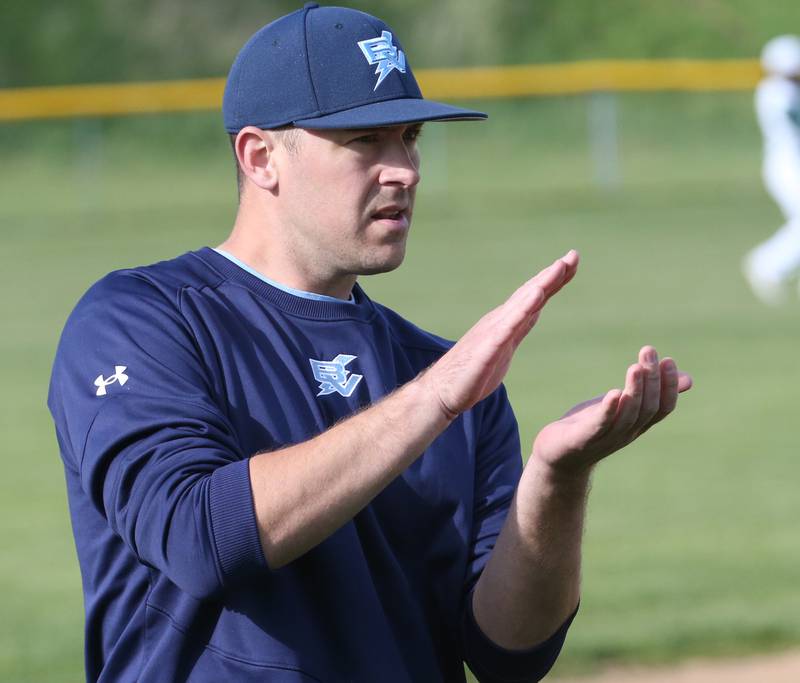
top-left (462, 593), bottom-right (578, 683)
top-left (209, 458), bottom-right (267, 584)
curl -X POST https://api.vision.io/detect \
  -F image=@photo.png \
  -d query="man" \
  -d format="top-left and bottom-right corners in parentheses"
top-left (48, 4), bottom-right (692, 682)
top-left (743, 34), bottom-right (800, 305)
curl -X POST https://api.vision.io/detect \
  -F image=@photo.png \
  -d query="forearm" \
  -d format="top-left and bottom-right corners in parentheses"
top-left (470, 345), bottom-right (692, 651)
top-left (249, 253), bottom-right (582, 570)
top-left (472, 458), bottom-right (589, 649)
top-left (249, 373), bottom-right (452, 568)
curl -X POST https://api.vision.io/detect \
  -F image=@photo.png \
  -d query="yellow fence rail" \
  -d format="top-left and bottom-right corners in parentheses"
top-left (0, 59), bottom-right (762, 123)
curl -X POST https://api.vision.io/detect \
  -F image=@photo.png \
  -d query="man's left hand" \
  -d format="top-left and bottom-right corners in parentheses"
top-left (531, 346), bottom-right (693, 476)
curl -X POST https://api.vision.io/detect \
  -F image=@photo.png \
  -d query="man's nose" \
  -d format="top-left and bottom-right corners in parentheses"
top-left (378, 142), bottom-right (421, 189)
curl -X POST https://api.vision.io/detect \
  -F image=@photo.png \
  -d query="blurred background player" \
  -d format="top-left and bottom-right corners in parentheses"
top-left (743, 34), bottom-right (800, 305)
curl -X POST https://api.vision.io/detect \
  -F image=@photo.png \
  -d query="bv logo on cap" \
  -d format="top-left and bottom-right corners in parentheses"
top-left (357, 31), bottom-right (407, 91)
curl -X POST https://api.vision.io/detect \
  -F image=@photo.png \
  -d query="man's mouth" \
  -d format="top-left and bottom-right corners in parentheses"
top-left (372, 206), bottom-right (407, 221)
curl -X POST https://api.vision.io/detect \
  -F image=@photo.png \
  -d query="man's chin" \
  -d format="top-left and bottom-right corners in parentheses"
top-left (358, 261), bottom-right (404, 276)
top-left (356, 250), bottom-right (407, 276)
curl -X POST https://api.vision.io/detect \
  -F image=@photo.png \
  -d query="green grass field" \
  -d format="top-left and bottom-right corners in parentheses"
top-left (2, 93), bottom-right (800, 681)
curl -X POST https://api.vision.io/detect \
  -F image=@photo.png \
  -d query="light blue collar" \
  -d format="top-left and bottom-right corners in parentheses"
top-left (213, 248), bottom-right (356, 304)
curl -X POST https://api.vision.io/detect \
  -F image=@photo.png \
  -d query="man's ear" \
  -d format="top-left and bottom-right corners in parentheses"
top-left (235, 126), bottom-right (280, 191)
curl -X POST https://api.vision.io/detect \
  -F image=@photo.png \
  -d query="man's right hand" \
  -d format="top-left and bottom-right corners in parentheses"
top-left (422, 250), bottom-right (580, 419)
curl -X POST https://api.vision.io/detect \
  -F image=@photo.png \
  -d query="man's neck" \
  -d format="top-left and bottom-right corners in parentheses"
top-left (216, 238), bottom-right (356, 302)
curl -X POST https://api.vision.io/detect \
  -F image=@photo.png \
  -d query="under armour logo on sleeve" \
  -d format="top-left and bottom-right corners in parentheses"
top-left (309, 355), bottom-right (363, 397)
top-left (94, 366), bottom-right (129, 396)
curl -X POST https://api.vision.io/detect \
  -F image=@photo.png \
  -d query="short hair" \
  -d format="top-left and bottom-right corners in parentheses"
top-left (229, 126), bottom-right (302, 198)
top-left (273, 126), bottom-right (302, 154)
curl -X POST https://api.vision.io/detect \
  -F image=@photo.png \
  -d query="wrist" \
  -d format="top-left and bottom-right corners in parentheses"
top-left (512, 456), bottom-right (592, 552)
top-left (524, 454), bottom-right (592, 495)
top-left (414, 366), bottom-right (460, 423)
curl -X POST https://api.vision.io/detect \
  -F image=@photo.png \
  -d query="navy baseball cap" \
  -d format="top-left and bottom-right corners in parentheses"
top-left (223, 3), bottom-right (487, 132)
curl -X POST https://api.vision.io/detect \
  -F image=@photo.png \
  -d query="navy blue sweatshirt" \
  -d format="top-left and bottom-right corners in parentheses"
top-left (48, 248), bottom-right (573, 682)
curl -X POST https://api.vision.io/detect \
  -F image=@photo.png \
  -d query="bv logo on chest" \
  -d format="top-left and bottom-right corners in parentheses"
top-left (309, 354), bottom-right (363, 397)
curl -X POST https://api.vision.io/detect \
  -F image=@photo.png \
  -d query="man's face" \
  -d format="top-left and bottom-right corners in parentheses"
top-left (273, 123), bottom-right (422, 285)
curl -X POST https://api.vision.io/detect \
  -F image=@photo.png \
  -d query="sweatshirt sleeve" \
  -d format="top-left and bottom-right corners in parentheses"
top-left (460, 385), bottom-right (576, 681)
top-left (462, 593), bottom-right (577, 683)
top-left (48, 271), bottom-right (266, 599)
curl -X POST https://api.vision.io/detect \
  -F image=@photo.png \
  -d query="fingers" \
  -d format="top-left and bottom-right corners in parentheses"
top-left (530, 249), bottom-right (580, 300)
top-left (453, 250), bottom-right (579, 370)
top-left (631, 346), bottom-right (661, 432)
top-left (604, 348), bottom-right (690, 444)
top-left (611, 363), bottom-right (645, 436)
top-left (553, 249), bottom-right (580, 292)
top-left (655, 357), bottom-right (680, 419)
top-left (502, 250), bottom-right (580, 346)
top-left (508, 250), bottom-right (580, 310)
top-left (596, 388), bottom-right (622, 435)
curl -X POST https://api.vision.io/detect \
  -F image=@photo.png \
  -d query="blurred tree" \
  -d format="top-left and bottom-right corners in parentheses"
top-left (2, 0), bottom-right (800, 88)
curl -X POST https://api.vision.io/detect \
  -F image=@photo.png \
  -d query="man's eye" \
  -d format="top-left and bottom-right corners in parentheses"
top-left (352, 134), bottom-right (379, 144)
top-left (404, 128), bottom-right (423, 142)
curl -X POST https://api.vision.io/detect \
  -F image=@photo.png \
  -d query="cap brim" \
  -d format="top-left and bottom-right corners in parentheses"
top-left (292, 98), bottom-right (486, 129)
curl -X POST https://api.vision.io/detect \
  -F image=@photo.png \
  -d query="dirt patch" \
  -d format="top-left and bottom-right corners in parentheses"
top-left (556, 650), bottom-right (800, 683)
